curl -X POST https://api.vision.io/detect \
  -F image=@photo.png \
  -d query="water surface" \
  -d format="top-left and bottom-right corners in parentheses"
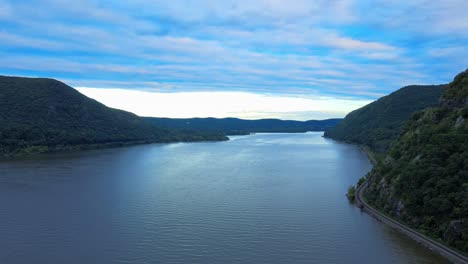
top-left (0, 133), bottom-right (448, 263)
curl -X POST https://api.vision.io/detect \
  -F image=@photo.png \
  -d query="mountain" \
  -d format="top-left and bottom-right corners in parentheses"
top-left (0, 76), bottom-right (227, 155)
top-left (144, 117), bottom-right (342, 135)
top-left (324, 84), bottom-right (445, 152)
top-left (364, 70), bottom-right (468, 253)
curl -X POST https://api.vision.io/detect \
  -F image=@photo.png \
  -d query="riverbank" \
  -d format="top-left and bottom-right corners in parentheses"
top-left (358, 145), bottom-right (379, 166)
top-left (0, 136), bottom-right (229, 159)
top-left (356, 180), bottom-right (468, 264)
top-left (322, 134), bottom-right (381, 166)
top-left (347, 140), bottom-right (467, 263)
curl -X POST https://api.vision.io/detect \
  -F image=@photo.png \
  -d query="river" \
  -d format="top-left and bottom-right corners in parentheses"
top-left (0, 132), bottom-right (448, 263)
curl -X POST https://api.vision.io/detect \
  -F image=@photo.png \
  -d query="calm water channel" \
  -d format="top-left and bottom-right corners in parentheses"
top-left (0, 133), bottom-right (448, 263)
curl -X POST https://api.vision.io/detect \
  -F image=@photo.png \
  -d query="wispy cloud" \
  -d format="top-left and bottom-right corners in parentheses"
top-left (0, 0), bottom-right (467, 119)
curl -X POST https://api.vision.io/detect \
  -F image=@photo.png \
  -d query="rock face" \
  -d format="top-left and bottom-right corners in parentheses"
top-left (364, 70), bottom-right (468, 253)
top-left (444, 220), bottom-right (464, 244)
top-left (455, 116), bottom-right (465, 128)
top-left (395, 200), bottom-right (405, 217)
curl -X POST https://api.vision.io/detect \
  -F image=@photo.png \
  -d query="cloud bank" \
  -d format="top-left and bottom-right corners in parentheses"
top-left (0, 0), bottom-right (467, 118)
top-left (76, 88), bottom-right (371, 120)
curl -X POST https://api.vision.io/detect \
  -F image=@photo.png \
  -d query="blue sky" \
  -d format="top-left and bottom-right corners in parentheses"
top-left (0, 0), bottom-right (467, 119)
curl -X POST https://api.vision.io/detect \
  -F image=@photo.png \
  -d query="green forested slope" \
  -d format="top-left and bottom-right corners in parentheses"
top-left (364, 70), bottom-right (468, 253)
top-left (145, 117), bottom-right (342, 135)
top-left (324, 84), bottom-right (445, 152)
top-left (0, 76), bottom-right (226, 155)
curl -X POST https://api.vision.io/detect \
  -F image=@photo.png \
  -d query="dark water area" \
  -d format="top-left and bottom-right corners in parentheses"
top-left (0, 132), bottom-right (448, 263)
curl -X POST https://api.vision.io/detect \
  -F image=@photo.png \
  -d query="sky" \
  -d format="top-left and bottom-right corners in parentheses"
top-left (1, 0), bottom-right (467, 120)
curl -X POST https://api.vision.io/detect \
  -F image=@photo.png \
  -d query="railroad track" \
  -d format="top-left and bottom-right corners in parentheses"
top-left (355, 181), bottom-right (468, 264)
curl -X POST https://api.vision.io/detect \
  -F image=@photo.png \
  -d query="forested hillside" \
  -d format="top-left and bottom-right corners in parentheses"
top-left (0, 76), bottom-right (226, 155)
top-left (324, 84), bottom-right (445, 152)
top-left (145, 117), bottom-right (342, 135)
top-left (364, 70), bottom-right (468, 253)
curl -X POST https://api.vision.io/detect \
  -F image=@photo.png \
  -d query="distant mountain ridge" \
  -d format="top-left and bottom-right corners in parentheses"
top-left (144, 117), bottom-right (342, 135)
top-left (324, 84), bottom-right (446, 152)
top-left (0, 75), bottom-right (227, 155)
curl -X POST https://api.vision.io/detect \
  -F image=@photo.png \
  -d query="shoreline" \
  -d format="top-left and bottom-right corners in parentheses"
top-left (1, 130), bottom-right (329, 159)
top-left (1, 131), bottom-right (329, 159)
top-left (330, 137), bottom-right (468, 263)
top-left (358, 145), bottom-right (378, 166)
top-left (0, 137), bottom-right (229, 159)
top-left (356, 180), bottom-right (468, 264)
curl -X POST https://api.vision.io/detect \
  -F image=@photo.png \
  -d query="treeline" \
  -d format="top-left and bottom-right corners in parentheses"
top-left (145, 117), bottom-right (342, 135)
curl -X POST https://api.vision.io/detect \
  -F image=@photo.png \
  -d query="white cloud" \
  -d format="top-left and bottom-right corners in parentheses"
top-left (0, 52), bottom-right (425, 98)
top-left (0, 0), bottom-right (466, 100)
top-left (321, 33), bottom-right (397, 51)
top-left (129, 0), bottom-right (356, 25)
top-left (0, 31), bottom-right (65, 50)
top-left (75, 87), bottom-right (371, 120)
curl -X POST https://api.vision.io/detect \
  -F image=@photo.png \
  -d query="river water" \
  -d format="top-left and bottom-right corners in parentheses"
top-left (0, 132), bottom-right (448, 263)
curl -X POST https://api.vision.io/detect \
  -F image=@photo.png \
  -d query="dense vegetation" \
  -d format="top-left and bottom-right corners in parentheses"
top-left (324, 84), bottom-right (445, 153)
top-left (364, 70), bottom-right (468, 253)
top-left (346, 186), bottom-right (356, 202)
top-left (0, 76), bottom-right (227, 155)
top-left (145, 117), bottom-right (342, 135)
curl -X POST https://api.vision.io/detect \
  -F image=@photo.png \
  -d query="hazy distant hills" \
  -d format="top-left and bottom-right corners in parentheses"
top-left (324, 84), bottom-right (445, 152)
top-left (145, 117), bottom-right (342, 135)
top-left (365, 70), bottom-right (468, 252)
top-left (0, 76), bottom-right (227, 155)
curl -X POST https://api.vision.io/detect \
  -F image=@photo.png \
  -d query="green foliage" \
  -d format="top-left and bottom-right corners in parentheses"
top-left (357, 177), bottom-right (366, 187)
top-left (347, 185), bottom-right (356, 202)
top-left (0, 76), bottom-right (227, 155)
top-left (364, 70), bottom-right (468, 253)
top-left (324, 84), bottom-right (445, 153)
top-left (145, 117), bottom-right (342, 135)
top-left (443, 69), bottom-right (468, 105)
